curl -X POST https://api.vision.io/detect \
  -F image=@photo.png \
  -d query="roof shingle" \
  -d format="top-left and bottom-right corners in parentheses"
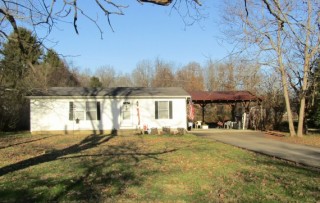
top-left (28, 87), bottom-right (190, 98)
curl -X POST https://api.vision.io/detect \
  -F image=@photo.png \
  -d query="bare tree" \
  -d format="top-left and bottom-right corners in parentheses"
top-left (222, 0), bottom-right (320, 137)
top-left (260, 71), bottom-right (286, 130)
top-left (0, 0), bottom-right (202, 43)
top-left (95, 66), bottom-right (116, 87)
top-left (112, 73), bottom-right (133, 87)
top-left (151, 59), bottom-right (175, 87)
top-left (205, 59), bottom-right (262, 92)
top-left (205, 61), bottom-right (236, 91)
top-left (176, 61), bottom-right (204, 91)
top-left (205, 62), bottom-right (227, 91)
top-left (132, 60), bottom-right (154, 87)
top-left (205, 60), bottom-right (219, 91)
top-left (77, 68), bottom-right (92, 87)
top-left (235, 60), bottom-right (262, 94)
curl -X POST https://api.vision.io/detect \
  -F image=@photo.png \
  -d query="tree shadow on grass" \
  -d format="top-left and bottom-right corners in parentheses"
top-left (0, 136), bottom-right (179, 202)
top-left (0, 134), bottom-right (115, 176)
top-left (0, 135), bottom-right (53, 150)
top-left (52, 142), bottom-right (177, 202)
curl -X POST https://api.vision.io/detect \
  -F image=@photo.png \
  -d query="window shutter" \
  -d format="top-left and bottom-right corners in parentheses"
top-left (155, 101), bottom-right (158, 119)
top-left (97, 102), bottom-right (101, 120)
top-left (69, 102), bottom-right (73, 120)
top-left (169, 101), bottom-right (173, 119)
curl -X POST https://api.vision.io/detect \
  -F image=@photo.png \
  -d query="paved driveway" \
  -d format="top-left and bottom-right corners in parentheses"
top-left (192, 129), bottom-right (320, 169)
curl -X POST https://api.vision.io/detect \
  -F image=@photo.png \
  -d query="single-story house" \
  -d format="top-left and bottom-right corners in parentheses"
top-left (28, 87), bottom-right (191, 135)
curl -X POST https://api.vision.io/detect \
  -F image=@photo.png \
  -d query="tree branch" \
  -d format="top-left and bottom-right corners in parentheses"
top-left (139, 0), bottom-right (201, 6)
top-left (0, 0), bottom-right (203, 48)
top-left (138, 0), bottom-right (172, 6)
top-left (261, 0), bottom-right (284, 29)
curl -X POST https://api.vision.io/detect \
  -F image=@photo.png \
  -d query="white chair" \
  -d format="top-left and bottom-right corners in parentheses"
top-left (195, 121), bottom-right (202, 129)
top-left (224, 121), bottom-right (232, 129)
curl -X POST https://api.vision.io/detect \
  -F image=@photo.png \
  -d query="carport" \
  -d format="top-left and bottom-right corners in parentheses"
top-left (188, 91), bottom-right (262, 129)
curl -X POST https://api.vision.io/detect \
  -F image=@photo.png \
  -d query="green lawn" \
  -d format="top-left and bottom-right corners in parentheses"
top-left (0, 133), bottom-right (319, 202)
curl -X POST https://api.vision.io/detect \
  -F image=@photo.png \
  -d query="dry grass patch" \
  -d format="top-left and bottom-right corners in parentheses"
top-left (0, 132), bottom-right (319, 202)
top-left (264, 133), bottom-right (320, 148)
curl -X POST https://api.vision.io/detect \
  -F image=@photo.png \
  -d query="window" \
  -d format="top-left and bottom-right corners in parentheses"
top-left (155, 101), bottom-right (172, 119)
top-left (122, 102), bottom-right (131, 120)
top-left (69, 101), bottom-right (100, 121)
top-left (158, 101), bottom-right (169, 119)
top-left (74, 102), bottom-right (85, 120)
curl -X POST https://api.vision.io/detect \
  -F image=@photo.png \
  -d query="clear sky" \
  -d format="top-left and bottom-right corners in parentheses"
top-left (44, 1), bottom-right (231, 74)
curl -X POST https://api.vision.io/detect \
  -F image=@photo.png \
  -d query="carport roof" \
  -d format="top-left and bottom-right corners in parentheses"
top-left (188, 91), bottom-right (261, 104)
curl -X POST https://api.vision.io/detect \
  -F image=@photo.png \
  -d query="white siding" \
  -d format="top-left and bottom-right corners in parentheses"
top-left (30, 97), bottom-right (188, 133)
top-left (138, 98), bottom-right (187, 129)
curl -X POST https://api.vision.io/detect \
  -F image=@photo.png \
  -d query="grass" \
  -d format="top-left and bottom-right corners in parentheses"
top-left (264, 132), bottom-right (320, 148)
top-left (0, 132), bottom-right (319, 202)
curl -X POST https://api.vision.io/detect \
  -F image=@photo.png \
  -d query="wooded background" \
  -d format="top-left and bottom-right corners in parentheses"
top-left (0, 0), bottom-right (319, 137)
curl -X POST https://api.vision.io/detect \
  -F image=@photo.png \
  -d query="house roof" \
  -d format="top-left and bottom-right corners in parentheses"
top-left (188, 91), bottom-right (261, 104)
top-left (28, 87), bottom-right (191, 98)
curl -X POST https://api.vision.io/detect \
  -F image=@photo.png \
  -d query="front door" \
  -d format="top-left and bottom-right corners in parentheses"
top-left (120, 101), bottom-right (133, 128)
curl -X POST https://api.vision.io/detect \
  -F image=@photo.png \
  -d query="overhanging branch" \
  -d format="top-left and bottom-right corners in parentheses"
top-left (139, 0), bottom-right (202, 6)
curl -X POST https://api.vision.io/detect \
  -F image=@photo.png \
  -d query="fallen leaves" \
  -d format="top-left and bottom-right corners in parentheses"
top-left (264, 133), bottom-right (320, 148)
top-left (0, 133), bottom-right (319, 202)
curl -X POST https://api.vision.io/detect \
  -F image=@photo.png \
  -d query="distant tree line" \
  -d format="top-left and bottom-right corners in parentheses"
top-left (0, 27), bottom-right (319, 134)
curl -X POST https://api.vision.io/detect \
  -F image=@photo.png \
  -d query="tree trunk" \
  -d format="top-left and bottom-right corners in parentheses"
top-left (281, 71), bottom-right (296, 137)
top-left (276, 21), bottom-right (296, 137)
top-left (297, 54), bottom-right (310, 137)
top-left (278, 47), bottom-right (296, 136)
top-left (297, 62), bottom-right (309, 137)
top-left (297, 1), bottom-right (312, 138)
top-left (297, 97), bottom-right (306, 137)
